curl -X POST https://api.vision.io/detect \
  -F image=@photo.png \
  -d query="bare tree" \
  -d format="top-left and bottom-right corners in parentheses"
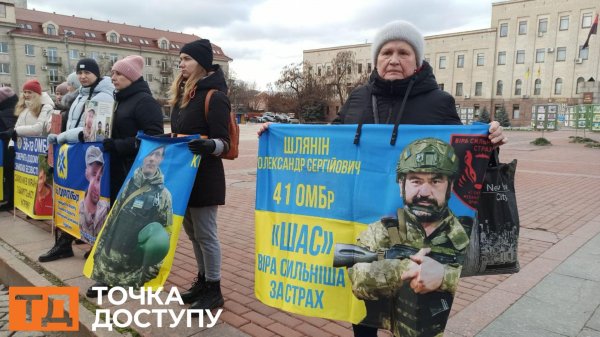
top-left (327, 51), bottom-right (356, 107)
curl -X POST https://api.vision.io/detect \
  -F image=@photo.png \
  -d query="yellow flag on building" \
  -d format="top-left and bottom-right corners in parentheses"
top-left (536, 66), bottom-right (541, 78)
top-left (525, 67), bottom-right (530, 79)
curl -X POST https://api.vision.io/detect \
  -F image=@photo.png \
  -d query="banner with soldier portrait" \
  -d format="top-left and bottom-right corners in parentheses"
top-left (255, 124), bottom-right (492, 336)
top-left (53, 142), bottom-right (111, 244)
top-left (14, 136), bottom-right (52, 220)
top-left (83, 133), bottom-right (199, 289)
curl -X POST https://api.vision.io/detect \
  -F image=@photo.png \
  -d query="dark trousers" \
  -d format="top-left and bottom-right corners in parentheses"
top-left (352, 324), bottom-right (378, 337)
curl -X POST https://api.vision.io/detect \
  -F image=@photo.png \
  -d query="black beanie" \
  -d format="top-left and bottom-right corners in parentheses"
top-left (76, 58), bottom-right (100, 78)
top-left (181, 39), bottom-right (213, 71)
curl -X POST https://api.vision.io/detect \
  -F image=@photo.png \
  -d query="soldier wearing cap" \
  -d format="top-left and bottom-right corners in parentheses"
top-left (79, 145), bottom-right (109, 242)
top-left (348, 138), bottom-right (470, 337)
top-left (90, 145), bottom-right (172, 292)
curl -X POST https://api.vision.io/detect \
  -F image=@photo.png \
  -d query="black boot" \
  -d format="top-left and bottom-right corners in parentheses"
top-left (189, 280), bottom-right (224, 310)
top-left (38, 232), bottom-right (74, 262)
top-left (181, 273), bottom-right (206, 304)
top-left (86, 282), bottom-right (111, 298)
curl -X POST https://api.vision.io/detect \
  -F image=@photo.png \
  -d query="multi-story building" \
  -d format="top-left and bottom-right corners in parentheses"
top-left (0, 0), bottom-right (231, 100)
top-left (304, 0), bottom-right (599, 126)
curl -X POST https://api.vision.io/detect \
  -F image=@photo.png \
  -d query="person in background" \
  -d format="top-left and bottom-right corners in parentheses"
top-left (39, 58), bottom-right (114, 263)
top-left (55, 73), bottom-right (81, 132)
top-left (170, 39), bottom-right (230, 311)
top-left (0, 79), bottom-right (54, 141)
top-left (54, 82), bottom-right (68, 107)
top-left (0, 87), bottom-right (18, 211)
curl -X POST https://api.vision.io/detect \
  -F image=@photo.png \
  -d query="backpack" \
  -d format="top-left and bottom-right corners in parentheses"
top-left (204, 89), bottom-right (239, 160)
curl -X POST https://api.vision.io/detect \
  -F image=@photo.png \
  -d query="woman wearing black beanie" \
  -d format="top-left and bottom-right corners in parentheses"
top-left (170, 39), bottom-right (231, 311)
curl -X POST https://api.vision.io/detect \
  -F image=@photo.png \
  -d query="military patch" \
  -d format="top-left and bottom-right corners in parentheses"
top-left (450, 135), bottom-right (492, 209)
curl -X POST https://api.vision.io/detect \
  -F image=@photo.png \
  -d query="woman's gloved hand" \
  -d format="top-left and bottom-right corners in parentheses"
top-left (188, 139), bottom-right (216, 155)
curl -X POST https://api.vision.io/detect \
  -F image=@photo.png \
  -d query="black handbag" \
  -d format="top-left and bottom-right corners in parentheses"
top-left (461, 150), bottom-right (520, 277)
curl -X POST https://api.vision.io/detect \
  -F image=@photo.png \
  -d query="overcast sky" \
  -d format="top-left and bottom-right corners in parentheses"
top-left (28, 0), bottom-right (498, 90)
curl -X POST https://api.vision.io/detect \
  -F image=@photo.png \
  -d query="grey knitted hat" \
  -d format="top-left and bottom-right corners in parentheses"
top-left (66, 72), bottom-right (81, 90)
top-left (371, 20), bottom-right (425, 67)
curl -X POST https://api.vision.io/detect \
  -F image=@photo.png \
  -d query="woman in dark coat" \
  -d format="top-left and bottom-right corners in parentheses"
top-left (169, 39), bottom-right (231, 311)
top-left (84, 55), bottom-right (164, 297)
top-left (0, 87), bottom-right (18, 210)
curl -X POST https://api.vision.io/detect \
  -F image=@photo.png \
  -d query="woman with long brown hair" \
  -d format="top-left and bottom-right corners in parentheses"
top-left (170, 39), bottom-right (231, 311)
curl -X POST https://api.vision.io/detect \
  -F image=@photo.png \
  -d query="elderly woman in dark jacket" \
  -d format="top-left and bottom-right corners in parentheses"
top-left (169, 39), bottom-right (231, 311)
top-left (341, 19), bottom-right (507, 337)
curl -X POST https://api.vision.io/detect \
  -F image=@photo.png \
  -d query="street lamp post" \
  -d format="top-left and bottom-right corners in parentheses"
top-left (64, 31), bottom-right (74, 73)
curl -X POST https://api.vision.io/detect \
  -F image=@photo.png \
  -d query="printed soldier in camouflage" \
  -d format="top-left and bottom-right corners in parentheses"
top-left (348, 138), bottom-right (470, 337)
top-left (79, 146), bottom-right (110, 243)
top-left (91, 145), bottom-right (173, 287)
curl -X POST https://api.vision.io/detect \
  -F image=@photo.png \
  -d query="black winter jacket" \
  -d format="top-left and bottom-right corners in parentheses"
top-left (170, 65), bottom-right (231, 207)
top-left (340, 61), bottom-right (461, 126)
top-left (110, 78), bottom-right (164, 200)
top-left (0, 95), bottom-right (17, 132)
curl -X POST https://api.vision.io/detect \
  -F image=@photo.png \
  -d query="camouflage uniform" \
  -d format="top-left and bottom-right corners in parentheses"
top-left (92, 166), bottom-right (173, 287)
top-left (348, 138), bottom-right (469, 337)
top-left (79, 198), bottom-right (110, 243)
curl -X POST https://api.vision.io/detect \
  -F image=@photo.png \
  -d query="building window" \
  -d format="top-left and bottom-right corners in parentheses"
top-left (0, 63), bottom-right (9, 74)
top-left (559, 16), bottom-right (569, 30)
top-left (146, 73), bottom-right (153, 82)
top-left (499, 23), bottom-right (508, 37)
top-left (160, 40), bottom-right (168, 49)
top-left (516, 50), bottom-right (525, 64)
top-left (49, 68), bottom-right (59, 82)
top-left (145, 57), bottom-right (152, 66)
top-left (47, 47), bottom-right (58, 63)
top-left (475, 82), bottom-right (483, 96)
top-left (47, 24), bottom-right (57, 36)
top-left (498, 51), bottom-right (506, 65)
top-left (579, 46), bottom-right (589, 60)
top-left (109, 33), bottom-right (118, 43)
top-left (474, 105), bottom-right (480, 116)
top-left (538, 18), bottom-right (548, 34)
top-left (69, 49), bottom-right (79, 60)
top-left (110, 53), bottom-right (118, 63)
top-left (515, 79), bottom-right (522, 95)
top-left (496, 80), bottom-right (503, 96)
top-left (554, 78), bottom-right (563, 95)
top-left (455, 82), bottom-right (463, 97)
top-left (0, 42), bottom-right (8, 54)
top-left (535, 49), bottom-right (545, 63)
top-left (347, 65), bottom-right (352, 75)
top-left (556, 47), bottom-right (566, 61)
top-left (161, 77), bottom-right (169, 84)
top-left (26, 64), bottom-right (35, 76)
top-left (439, 56), bottom-right (446, 69)
top-left (534, 79), bottom-right (542, 95)
top-left (317, 67), bottom-right (322, 76)
top-left (367, 63), bottom-right (372, 73)
top-left (0, 4), bottom-right (6, 18)
top-left (476, 53), bottom-right (484, 66)
top-left (457, 54), bottom-right (464, 68)
top-left (439, 83), bottom-right (444, 91)
top-left (582, 13), bottom-right (593, 28)
top-left (357, 63), bottom-right (362, 74)
top-left (25, 44), bottom-right (34, 56)
top-left (512, 105), bottom-right (520, 119)
top-left (518, 21), bottom-right (527, 35)
top-left (576, 77), bottom-right (585, 94)
top-left (90, 51), bottom-right (99, 60)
